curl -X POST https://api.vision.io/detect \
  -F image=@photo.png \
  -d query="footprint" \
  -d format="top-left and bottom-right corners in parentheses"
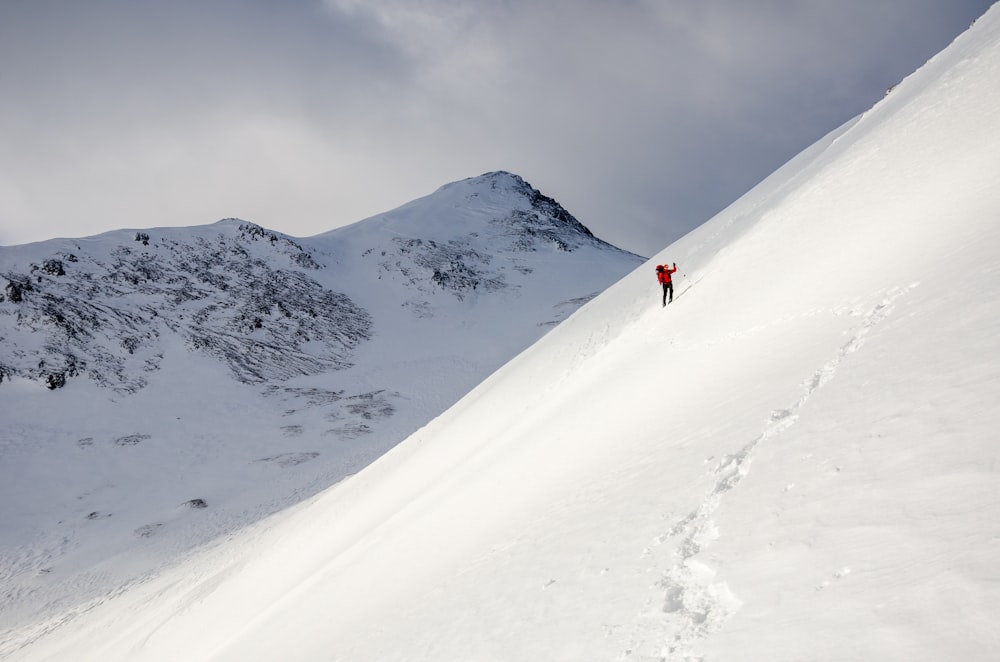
top-left (816, 566), bottom-right (852, 590)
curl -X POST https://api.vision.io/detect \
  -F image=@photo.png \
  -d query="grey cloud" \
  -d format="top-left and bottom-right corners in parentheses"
top-left (0, 0), bottom-right (993, 251)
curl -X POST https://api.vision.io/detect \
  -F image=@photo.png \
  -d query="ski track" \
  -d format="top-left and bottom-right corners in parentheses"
top-left (621, 284), bottom-right (916, 661)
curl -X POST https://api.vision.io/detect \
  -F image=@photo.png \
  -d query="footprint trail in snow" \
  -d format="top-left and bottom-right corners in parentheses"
top-left (621, 285), bottom-right (915, 661)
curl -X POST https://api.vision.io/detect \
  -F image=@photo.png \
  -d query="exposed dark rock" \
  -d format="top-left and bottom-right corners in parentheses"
top-left (114, 433), bottom-right (151, 446)
top-left (45, 372), bottom-right (66, 389)
top-left (5, 279), bottom-right (26, 303)
top-left (0, 227), bottom-right (371, 390)
top-left (38, 259), bottom-right (66, 276)
top-left (379, 237), bottom-right (506, 300)
top-left (237, 222), bottom-right (320, 270)
top-left (324, 423), bottom-right (372, 438)
top-left (253, 452), bottom-right (320, 467)
top-left (264, 386), bottom-right (346, 409)
top-left (496, 171), bottom-right (595, 239)
top-left (344, 390), bottom-right (397, 420)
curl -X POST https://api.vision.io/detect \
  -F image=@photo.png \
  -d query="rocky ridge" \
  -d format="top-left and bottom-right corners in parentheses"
top-left (0, 221), bottom-right (370, 391)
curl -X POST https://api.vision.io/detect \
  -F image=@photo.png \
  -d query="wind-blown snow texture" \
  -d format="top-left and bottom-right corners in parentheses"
top-left (6, 6), bottom-right (1000, 660)
top-left (0, 171), bottom-right (642, 641)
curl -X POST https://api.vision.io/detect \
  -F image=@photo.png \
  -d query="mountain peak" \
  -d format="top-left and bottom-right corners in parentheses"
top-left (442, 170), bottom-right (526, 191)
top-left (442, 171), bottom-right (568, 212)
top-left (391, 171), bottom-right (599, 248)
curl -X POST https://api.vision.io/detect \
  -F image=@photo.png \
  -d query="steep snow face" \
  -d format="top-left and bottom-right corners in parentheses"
top-left (6, 6), bottom-right (998, 662)
top-left (0, 173), bottom-right (643, 633)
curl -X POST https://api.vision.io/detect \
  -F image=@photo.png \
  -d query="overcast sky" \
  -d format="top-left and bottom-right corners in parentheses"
top-left (0, 1), bottom-right (993, 254)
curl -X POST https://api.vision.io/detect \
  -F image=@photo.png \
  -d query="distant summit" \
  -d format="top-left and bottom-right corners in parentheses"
top-left (0, 174), bottom-right (639, 392)
top-left (456, 171), bottom-right (596, 239)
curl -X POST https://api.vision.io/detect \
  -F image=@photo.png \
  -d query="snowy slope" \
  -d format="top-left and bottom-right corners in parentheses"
top-left (0, 172), bottom-right (642, 639)
top-left (6, 6), bottom-right (1000, 661)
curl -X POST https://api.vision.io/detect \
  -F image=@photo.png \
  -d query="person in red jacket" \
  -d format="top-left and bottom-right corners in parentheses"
top-left (656, 263), bottom-right (678, 306)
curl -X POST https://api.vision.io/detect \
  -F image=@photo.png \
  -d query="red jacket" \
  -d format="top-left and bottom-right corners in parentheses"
top-left (656, 264), bottom-right (677, 284)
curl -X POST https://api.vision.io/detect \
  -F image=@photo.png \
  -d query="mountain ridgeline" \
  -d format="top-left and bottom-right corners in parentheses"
top-left (0, 171), bottom-right (639, 393)
top-left (1, 223), bottom-right (370, 391)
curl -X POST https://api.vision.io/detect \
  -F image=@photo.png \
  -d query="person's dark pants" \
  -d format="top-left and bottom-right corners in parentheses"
top-left (662, 281), bottom-right (673, 306)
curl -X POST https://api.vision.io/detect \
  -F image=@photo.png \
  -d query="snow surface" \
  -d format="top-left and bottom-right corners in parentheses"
top-left (4, 5), bottom-right (1000, 661)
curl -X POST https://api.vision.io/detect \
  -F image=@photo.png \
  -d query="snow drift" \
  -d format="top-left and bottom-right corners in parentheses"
top-left (6, 5), bottom-right (1000, 661)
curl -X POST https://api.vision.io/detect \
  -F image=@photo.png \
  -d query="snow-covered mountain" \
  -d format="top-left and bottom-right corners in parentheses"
top-left (6, 5), bottom-right (1000, 660)
top-left (0, 171), bottom-right (643, 635)
top-left (0, 171), bottom-right (635, 391)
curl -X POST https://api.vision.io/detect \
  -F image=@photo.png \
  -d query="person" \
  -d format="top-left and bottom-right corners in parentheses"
top-left (655, 263), bottom-right (677, 306)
